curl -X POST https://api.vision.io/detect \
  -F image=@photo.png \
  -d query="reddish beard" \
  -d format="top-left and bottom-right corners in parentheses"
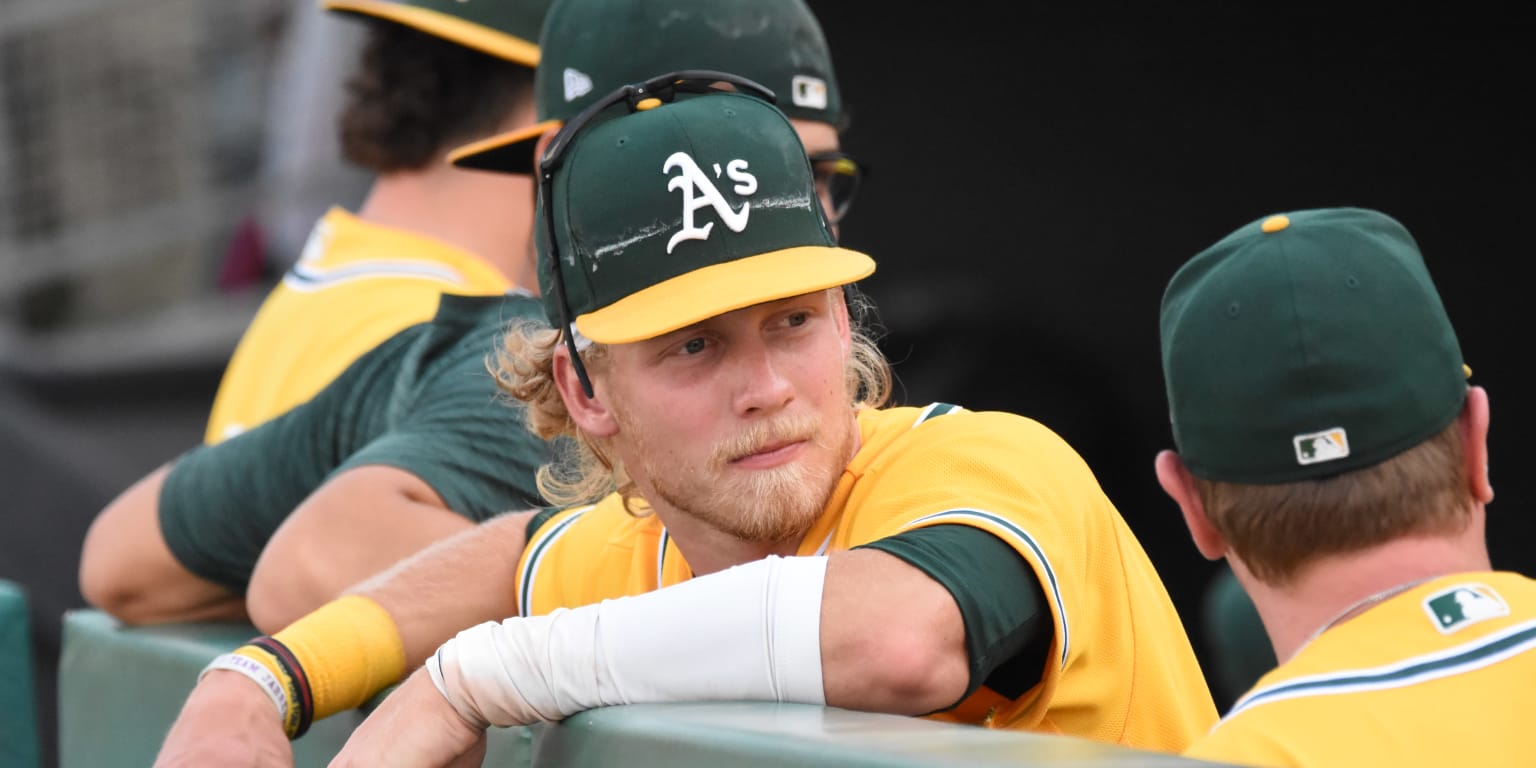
top-left (636, 410), bottom-right (853, 544)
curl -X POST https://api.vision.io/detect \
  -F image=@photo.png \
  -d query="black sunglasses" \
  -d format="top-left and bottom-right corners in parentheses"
top-left (807, 150), bottom-right (867, 226)
top-left (538, 70), bottom-right (778, 399)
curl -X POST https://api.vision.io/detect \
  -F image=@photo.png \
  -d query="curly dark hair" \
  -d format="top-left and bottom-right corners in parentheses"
top-left (339, 19), bottom-right (536, 173)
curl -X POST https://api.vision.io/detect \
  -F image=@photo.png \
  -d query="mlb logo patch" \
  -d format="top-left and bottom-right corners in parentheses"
top-left (1293, 427), bottom-right (1349, 466)
top-left (1424, 584), bottom-right (1510, 633)
top-left (791, 75), bottom-right (828, 110)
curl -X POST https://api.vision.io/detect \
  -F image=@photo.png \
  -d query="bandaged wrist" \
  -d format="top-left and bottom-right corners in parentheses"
top-left (429, 554), bottom-right (828, 727)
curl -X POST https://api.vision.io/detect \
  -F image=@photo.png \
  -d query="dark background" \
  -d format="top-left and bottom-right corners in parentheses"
top-left (3, 3), bottom-right (1533, 766)
top-left (808, 0), bottom-right (1533, 700)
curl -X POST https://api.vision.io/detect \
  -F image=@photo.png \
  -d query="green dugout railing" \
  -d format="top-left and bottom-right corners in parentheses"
top-left (1, 579), bottom-right (42, 768)
top-left (58, 608), bottom-right (1235, 767)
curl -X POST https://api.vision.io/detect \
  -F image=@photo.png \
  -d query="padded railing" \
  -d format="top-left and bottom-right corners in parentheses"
top-left (57, 609), bottom-right (532, 768)
top-left (0, 579), bottom-right (41, 768)
top-left (58, 608), bottom-right (1235, 767)
top-left (530, 702), bottom-right (1231, 767)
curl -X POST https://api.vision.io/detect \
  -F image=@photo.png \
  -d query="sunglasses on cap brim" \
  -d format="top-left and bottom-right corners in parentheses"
top-left (538, 70), bottom-right (779, 399)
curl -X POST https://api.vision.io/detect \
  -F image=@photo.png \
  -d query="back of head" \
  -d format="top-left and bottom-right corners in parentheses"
top-left (450, 0), bottom-right (843, 173)
top-left (1160, 207), bottom-right (1472, 579)
top-left (327, 0), bottom-right (553, 172)
top-left (1161, 207), bottom-right (1466, 484)
top-left (324, 0), bottom-right (547, 64)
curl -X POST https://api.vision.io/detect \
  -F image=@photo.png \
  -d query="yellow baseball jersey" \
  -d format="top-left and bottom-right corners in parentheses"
top-left (204, 207), bottom-right (513, 443)
top-left (516, 404), bottom-right (1217, 752)
top-left (1186, 571), bottom-right (1536, 767)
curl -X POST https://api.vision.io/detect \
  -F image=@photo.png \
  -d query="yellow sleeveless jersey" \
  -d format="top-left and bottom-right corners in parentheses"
top-left (1186, 571), bottom-right (1536, 767)
top-left (204, 207), bottom-right (513, 443)
top-left (516, 404), bottom-right (1217, 752)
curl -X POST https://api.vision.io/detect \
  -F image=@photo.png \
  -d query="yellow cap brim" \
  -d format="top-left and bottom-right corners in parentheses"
top-left (575, 246), bottom-right (875, 344)
top-left (323, 0), bottom-right (540, 66)
top-left (447, 119), bottom-right (564, 174)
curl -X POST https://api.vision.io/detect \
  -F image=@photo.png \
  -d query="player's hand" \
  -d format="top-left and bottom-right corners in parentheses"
top-left (153, 670), bottom-right (293, 768)
top-left (328, 667), bottom-right (486, 768)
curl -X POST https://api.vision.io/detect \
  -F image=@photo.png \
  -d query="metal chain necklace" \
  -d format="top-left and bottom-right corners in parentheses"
top-left (1297, 575), bottom-right (1439, 652)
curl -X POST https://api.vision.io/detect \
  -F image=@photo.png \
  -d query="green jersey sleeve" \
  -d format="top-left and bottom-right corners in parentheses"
top-left (858, 524), bottom-right (1053, 706)
top-left (333, 299), bottom-right (550, 520)
top-left (158, 330), bottom-right (418, 592)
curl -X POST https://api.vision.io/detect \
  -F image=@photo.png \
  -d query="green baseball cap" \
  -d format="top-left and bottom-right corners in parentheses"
top-left (323, 0), bottom-right (550, 66)
top-left (447, 0), bottom-right (842, 173)
top-left (539, 90), bottom-right (872, 345)
top-left (1159, 207), bottom-right (1469, 484)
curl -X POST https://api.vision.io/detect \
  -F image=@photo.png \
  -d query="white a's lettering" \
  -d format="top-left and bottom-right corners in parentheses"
top-left (725, 159), bottom-right (756, 194)
top-left (663, 152), bottom-right (754, 253)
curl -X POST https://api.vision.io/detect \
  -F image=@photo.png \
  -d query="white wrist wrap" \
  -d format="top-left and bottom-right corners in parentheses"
top-left (428, 554), bottom-right (828, 727)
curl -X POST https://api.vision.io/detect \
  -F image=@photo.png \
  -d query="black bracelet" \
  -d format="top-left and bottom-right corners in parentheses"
top-left (250, 635), bottom-right (315, 740)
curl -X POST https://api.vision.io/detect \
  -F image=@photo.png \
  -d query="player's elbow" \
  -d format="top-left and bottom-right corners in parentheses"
top-left (78, 544), bottom-right (220, 626)
top-left (245, 511), bottom-right (391, 632)
top-left (78, 548), bottom-right (153, 623)
top-left (79, 518), bottom-right (241, 625)
top-left (79, 502), bottom-right (167, 623)
top-left (246, 549), bottom-right (331, 634)
top-left (844, 633), bottom-right (970, 715)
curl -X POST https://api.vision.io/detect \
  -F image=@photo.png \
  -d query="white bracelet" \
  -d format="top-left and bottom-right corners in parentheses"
top-left (200, 652), bottom-right (289, 719)
top-left (432, 554), bottom-right (828, 727)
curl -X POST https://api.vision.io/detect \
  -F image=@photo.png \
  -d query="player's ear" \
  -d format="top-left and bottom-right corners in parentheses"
top-left (1462, 386), bottom-right (1494, 505)
top-left (554, 344), bottom-right (618, 437)
top-left (1155, 450), bottom-right (1227, 560)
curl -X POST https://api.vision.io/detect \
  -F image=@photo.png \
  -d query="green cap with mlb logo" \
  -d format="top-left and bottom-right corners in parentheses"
top-left (539, 90), bottom-right (872, 344)
top-left (1159, 207), bottom-right (1469, 483)
top-left (448, 0), bottom-right (842, 173)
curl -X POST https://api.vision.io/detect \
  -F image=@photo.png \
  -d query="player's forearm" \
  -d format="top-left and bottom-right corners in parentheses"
top-left (427, 550), bottom-right (971, 727)
top-left (152, 670), bottom-right (291, 767)
top-left (202, 509), bottom-right (535, 740)
top-left (348, 509), bottom-right (533, 667)
top-left (430, 553), bottom-right (826, 726)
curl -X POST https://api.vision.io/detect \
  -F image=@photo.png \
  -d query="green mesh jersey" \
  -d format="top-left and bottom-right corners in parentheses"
top-left (160, 292), bottom-right (550, 592)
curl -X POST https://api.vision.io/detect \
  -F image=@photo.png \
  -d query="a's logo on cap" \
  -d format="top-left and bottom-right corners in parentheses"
top-left (791, 75), bottom-right (828, 110)
top-left (662, 152), bottom-right (757, 253)
top-left (1424, 584), bottom-right (1509, 634)
top-left (1293, 427), bottom-right (1349, 465)
top-left (563, 68), bottom-right (593, 102)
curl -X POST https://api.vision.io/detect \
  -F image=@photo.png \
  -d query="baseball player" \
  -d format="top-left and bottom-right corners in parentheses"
top-left (207, 0), bottom-right (552, 445)
top-left (78, 0), bottom-right (553, 632)
top-left (1156, 207), bottom-right (1535, 766)
top-left (80, 0), bottom-right (866, 634)
top-left (187, 86), bottom-right (1214, 767)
